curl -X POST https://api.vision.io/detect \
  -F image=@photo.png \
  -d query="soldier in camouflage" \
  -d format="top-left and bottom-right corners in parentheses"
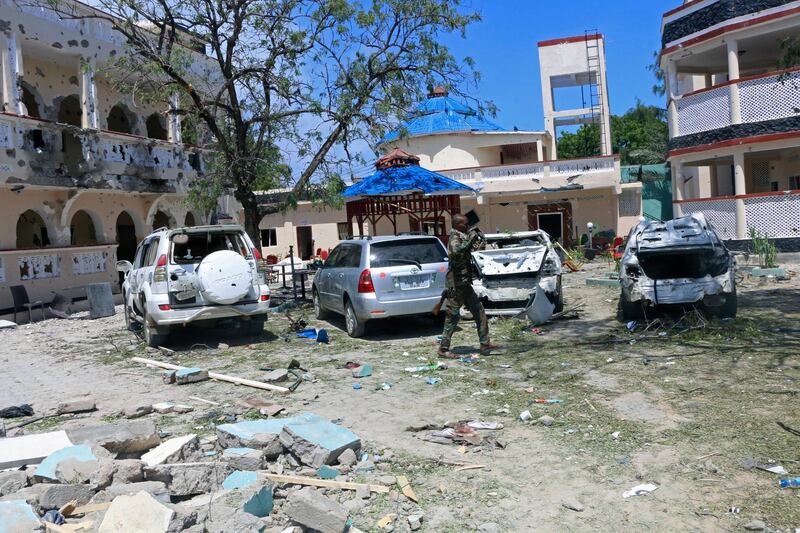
top-left (437, 214), bottom-right (499, 358)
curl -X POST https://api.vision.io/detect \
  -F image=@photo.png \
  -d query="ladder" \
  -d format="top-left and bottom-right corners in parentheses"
top-left (585, 30), bottom-right (608, 156)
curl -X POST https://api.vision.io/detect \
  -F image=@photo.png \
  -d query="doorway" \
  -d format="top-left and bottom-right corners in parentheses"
top-left (58, 95), bottom-right (82, 175)
top-left (116, 211), bottom-right (137, 286)
top-left (528, 202), bottom-right (572, 246)
top-left (296, 226), bottom-right (313, 260)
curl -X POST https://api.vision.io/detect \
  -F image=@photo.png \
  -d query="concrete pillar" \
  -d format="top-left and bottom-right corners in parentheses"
top-left (733, 151), bottom-right (747, 239)
top-left (704, 73), bottom-right (713, 89)
top-left (535, 140), bottom-right (543, 162)
top-left (673, 160), bottom-right (684, 217)
top-left (726, 39), bottom-right (742, 125)
top-left (0, 33), bottom-right (23, 113)
top-left (79, 57), bottom-right (98, 129)
top-left (168, 92), bottom-right (182, 144)
top-left (666, 60), bottom-right (680, 137)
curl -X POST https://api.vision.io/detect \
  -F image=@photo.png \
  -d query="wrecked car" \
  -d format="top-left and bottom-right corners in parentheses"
top-left (471, 231), bottom-right (563, 316)
top-left (619, 213), bottom-right (737, 320)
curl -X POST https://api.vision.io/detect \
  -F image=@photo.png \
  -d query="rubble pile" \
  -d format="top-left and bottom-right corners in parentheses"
top-left (0, 412), bottom-right (421, 532)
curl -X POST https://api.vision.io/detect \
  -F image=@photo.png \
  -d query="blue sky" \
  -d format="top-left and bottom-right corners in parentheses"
top-left (439, 0), bottom-right (677, 131)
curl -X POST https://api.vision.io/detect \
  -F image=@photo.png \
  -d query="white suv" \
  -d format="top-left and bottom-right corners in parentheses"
top-left (116, 225), bottom-right (271, 346)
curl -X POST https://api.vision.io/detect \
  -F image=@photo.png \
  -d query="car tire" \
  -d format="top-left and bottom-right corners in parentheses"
top-left (123, 299), bottom-right (135, 332)
top-left (313, 289), bottom-right (330, 320)
top-left (143, 309), bottom-right (169, 348)
top-left (716, 289), bottom-right (738, 319)
top-left (619, 291), bottom-right (644, 321)
top-left (554, 278), bottom-right (564, 313)
top-left (246, 316), bottom-right (266, 336)
top-left (344, 300), bottom-right (366, 338)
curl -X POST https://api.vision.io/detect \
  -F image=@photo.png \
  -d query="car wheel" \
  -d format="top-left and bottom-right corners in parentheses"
top-left (246, 316), bottom-right (266, 336)
top-left (344, 300), bottom-right (366, 338)
top-left (554, 278), bottom-right (564, 313)
top-left (123, 300), bottom-right (134, 332)
top-left (143, 310), bottom-right (169, 348)
top-left (313, 289), bottom-right (329, 320)
top-left (716, 289), bottom-right (738, 319)
top-left (619, 291), bottom-right (644, 321)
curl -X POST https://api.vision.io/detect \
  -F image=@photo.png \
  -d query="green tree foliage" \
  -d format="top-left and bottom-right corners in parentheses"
top-left (556, 101), bottom-right (668, 165)
top-left (46, 0), bottom-right (481, 245)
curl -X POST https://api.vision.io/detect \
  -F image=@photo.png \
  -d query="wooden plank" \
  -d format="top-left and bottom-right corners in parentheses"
top-left (58, 500), bottom-right (77, 516)
top-left (131, 357), bottom-right (290, 394)
top-left (396, 475), bottom-right (418, 502)
top-left (188, 396), bottom-right (220, 406)
top-left (264, 474), bottom-right (390, 493)
top-left (66, 502), bottom-right (111, 516)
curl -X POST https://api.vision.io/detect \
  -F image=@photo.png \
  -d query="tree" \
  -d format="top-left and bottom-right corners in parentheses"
top-left (46, 0), bottom-right (480, 245)
top-left (556, 101), bottom-right (668, 165)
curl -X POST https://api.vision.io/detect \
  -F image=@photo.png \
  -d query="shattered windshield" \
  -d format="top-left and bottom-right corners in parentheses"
top-left (170, 232), bottom-right (249, 264)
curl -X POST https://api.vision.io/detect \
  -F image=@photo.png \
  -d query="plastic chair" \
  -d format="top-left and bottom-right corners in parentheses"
top-left (10, 285), bottom-right (46, 323)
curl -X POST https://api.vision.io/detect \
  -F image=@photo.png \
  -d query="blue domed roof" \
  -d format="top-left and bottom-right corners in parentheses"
top-left (381, 90), bottom-right (505, 144)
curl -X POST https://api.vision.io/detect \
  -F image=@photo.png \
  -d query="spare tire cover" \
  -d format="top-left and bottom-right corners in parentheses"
top-left (197, 250), bottom-right (252, 304)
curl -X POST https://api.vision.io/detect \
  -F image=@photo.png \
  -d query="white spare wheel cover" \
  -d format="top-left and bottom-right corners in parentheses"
top-left (197, 250), bottom-right (251, 304)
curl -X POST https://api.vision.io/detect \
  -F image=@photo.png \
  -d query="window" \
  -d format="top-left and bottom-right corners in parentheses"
top-left (261, 228), bottom-right (277, 247)
top-left (770, 181), bottom-right (779, 192)
top-left (144, 238), bottom-right (161, 266)
top-left (790, 176), bottom-right (800, 190)
top-left (133, 242), bottom-right (146, 269)
top-left (618, 190), bottom-right (641, 217)
top-left (324, 245), bottom-right (343, 267)
top-left (337, 222), bottom-right (350, 241)
top-left (338, 244), bottom-right (362, 268)
top-left (171, 232), bottom-right (248, 264)
top-left (421, 220), bottom-right (445, 236)
top-left (369, 238), bottom-right (447, 268)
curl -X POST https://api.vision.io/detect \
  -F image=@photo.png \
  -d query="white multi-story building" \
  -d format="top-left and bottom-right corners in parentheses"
top-left (661, 0), bottom-right (800, 248)
top-left (0, 0), bottom-right (213, 314)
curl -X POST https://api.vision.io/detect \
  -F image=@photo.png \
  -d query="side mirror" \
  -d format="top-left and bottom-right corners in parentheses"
top-left (116, 260), bottom-right (133, 273)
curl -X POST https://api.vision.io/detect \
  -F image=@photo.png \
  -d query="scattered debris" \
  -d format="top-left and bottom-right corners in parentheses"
top-left (562, 498), bottom-right (585, 512)
top-left (538, 415), bottom-right (555, 427)
top-left (0, 429), bottom-right (74, 469)
top-left (622, 483), bottom-right (659, 498)
top-left (284, 487), bottom-right (348, 533)
top-left (397, 475), bottom-right (418, 502)
top-left (97, 490), bottom-right (174, 533)
top-left (405, 362), bottom-right (447, 373)
top-left (425, 377), bottom-right (441, 385)
top-left (56, 400), bottom-right (96, 415)
top-left (352, 364), bottom-right (373, 378)
top-left (132, 357), bottom-right (291, 393)
top-left (519, 410), bottom-right (532, 421)
top-left (0, 404), bottom-right (34, 418)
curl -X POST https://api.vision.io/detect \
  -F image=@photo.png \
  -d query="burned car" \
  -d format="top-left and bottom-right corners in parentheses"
top-left (619, 213), bottom-right (737, 320)
top-left (471, 231), bottom-right (563, 316)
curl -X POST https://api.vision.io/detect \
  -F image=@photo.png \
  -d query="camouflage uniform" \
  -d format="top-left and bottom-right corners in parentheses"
top-left (439, 228), bottom-right (489, 351)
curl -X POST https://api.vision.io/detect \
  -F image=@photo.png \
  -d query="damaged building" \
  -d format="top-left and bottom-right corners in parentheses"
top-left (0, 0), bottom-right (215, 314)
top-left (662, 0), bottom-right (800, 250)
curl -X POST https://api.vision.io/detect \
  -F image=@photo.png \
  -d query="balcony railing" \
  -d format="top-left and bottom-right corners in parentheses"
top-left (675, 69), bottom-right (800, 137)
top-left (438, 155), bottom-right (617, 187)
top-left (677, 191), bottom-right (800, 239)
top-left (0, 113), bottom-right (205, 185)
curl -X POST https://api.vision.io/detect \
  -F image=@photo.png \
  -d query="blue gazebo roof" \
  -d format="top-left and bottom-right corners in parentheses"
top-left (343, 164), bottom-right (475, 199)
top-left (380, 88), bottom-right (504, 144)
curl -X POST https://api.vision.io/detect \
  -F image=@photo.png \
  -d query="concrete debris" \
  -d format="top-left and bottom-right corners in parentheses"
top-left (39, 483), bottom-right (93, 508)
top-left (337, 448), bottom-right (357, 467)
top-left (34, 444), bottom-right (98, 483)
top-left (537, 415), bottom-right (555, 427)
top-left (93, 481), bottom-right (170, 504)
top-left (216, 419), bottom-right (287, 457)
top-left (112, 459), bottom-right (145, 484)
top-left (56, 399), bottom-right (97, 415)
top-left (278, 413), bottom-right (361, 467)
top-left (408, 513), bottom-right (424, 530)
top-left (284, 487), bottom-right (349, 533)
top-left (98, 490), bottom-right (174, 533)
top-left (0, 499), bottom-right (41, 531)
top-left (0, 430), bottom-right (74, 470)
top-left (143, 462), bottom-right (232, 496)
top-left (66, 420), bottom-right (161, 454)
top-left (263, 368), bottom-right (290, 382)
top-left (174, 367), bottom-right (209, 385)
top-left (0, 471), bottom-right (28, 497)
top-left (124, 404), bottom-right (154, 419)
top-left (141, 434), bottom-right (200, 467)
top-left (163, 370), bottom-right (177, 384)
top-left (561, 498), bottom-right (584, 512)
top-left (173, 404), bottom-right (194, 414)
top-left (222, 471), bottom-right (258, 490)
top-left (0, 320), bottom-right (18, 330)
top-left (744, 520), bottom-right (766, 531)
top-left (221, 447), bottom-right (265, 471)
top-left (242, 484), bottom-right (274, 517)
top-left (477, 523), bottom-right (501, 533)
top-left (153, 402), bottom-right (176, 414)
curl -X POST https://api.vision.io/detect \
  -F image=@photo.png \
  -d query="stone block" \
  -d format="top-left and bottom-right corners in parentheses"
top-left (86, 282), bottom-right (115, 319)
top-left (0, 499), bottom-right (40, 532)
top-left (279, 413), bottom-right (361, 468)
top-left (34, 444), bottom-right (98, 483)
top-left (112, 459), bottom-right (144, 484)
top-left (316, 465), bottom-right (339, 480)
top-left (153, 402), bottom-right (175, 414)
top-left (263, 368), bottom-right (289, 382)
top-left (221, 447), bottom-right (264, 471)
top-left (242, 485), bottom-right (273, 518)
top-left (144, 462), bottom-right (232, 496)
top-left (0, 430), bottom-right (73, 470)
top-left (174, 368), bottom-right (209, 385)
top-left (284, 487), bottom-right (348, 533)
top-left (337, 448), bottom-right (357, 467)
top-left (124, 404), bottom-right (154, 419)
top-left (173, 404), bottom-right (194, 414)
top-left (39, 484), bottom-right (93, 509)
top-left (92, 481), bottom-right (170, 504)
top-left (163, 370), bottom-right (177, 384)
top-left (0, 471), bottom-right (28, 497)
top-left (216, 419), bottom-right (288, 457)
top-left (56, 400), bottom-right (97, 415)
top-left (66, 420), bottom-right (161, 455)
top-left (141, 435), bottom-right (199, 467)
top-left (98, 491), bottom-right (174, 533)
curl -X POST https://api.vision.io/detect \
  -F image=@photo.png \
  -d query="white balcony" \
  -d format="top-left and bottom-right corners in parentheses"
top-left (675, 69), bottom-right (800, 137)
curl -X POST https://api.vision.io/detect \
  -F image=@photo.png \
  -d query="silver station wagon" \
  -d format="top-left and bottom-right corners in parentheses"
top-left (312, 235), bottom-right (449, 337)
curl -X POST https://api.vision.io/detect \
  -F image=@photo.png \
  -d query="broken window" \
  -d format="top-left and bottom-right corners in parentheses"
top-left (16, 209), bottom-right (50, 248)
top-left (146, 113), bottom-right (168, 140)
top-left (70, 210), bottom-right (98, 246)
top-left (107, 104), bottom-right (134, 134)
top-left (637, 248), bottom-right (730, 280)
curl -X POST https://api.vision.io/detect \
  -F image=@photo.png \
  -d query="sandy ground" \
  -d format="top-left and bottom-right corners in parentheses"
top-left (2, 259), bottom-right (799, 532)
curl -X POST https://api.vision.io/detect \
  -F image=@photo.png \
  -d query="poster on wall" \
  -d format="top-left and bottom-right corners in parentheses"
top-left (72, 251), bottom-right (108, 275)
top-left (0, 257), bottom-right (5, 283)
top-left (18, 254), bottom-right (60, 280)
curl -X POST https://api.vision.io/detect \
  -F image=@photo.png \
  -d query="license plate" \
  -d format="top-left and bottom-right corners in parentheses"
top-left (399, 274), bottom-right (431, 290)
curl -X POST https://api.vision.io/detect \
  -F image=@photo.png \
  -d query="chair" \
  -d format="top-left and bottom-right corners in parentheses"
top-left (10, 285), bottom-right (46, 323)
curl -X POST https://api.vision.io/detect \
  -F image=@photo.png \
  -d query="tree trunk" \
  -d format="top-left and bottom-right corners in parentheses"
top-left (242, 201), bottom-right (262, 249)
